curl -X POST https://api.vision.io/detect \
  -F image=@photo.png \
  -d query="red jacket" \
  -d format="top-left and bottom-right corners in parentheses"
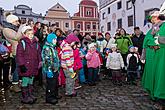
top-left (16, 37), bottom-right (41, 77)
top-left (73, 48), bottom-right (83, 71)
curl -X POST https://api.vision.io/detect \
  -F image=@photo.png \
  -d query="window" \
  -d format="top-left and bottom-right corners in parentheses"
top-left (101, 26), bottom-right (104, 33)
top-left (65, 23), bottom-right (69, 28)
top-left (107, 22), bottom-right (111, 31)
top-left (118, 18), bottom-right (122, 29)
top-left (93, 24), bottom-right (96, 30)
top-left (86, 10), bottom-right (91, 16)
top-left (108, 7), bottom-right (110, 14)
top-left (127, 0), bottom-right (132, 10)
top-left (57, 6), bottom-right (59, 8)
top-left (86, 24), bottom-right (90, 30)
top-left (102, 12), bottom-right (106, 20)
top-left (77, 23), bottom-right (81, 29)
top-left (128, 15), bottom-right (133, 27)
top-left (22, 10), bottom-right (25, 14)
top-left (117, 1), bottom-right (122, 10)
top-left (55, 22), bottom-right (59, 27)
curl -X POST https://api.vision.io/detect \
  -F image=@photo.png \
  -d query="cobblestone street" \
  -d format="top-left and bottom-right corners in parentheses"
top-left (0, 79), bottom-right (157, 110)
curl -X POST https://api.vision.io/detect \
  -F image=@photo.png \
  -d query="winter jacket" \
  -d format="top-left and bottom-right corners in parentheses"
top-left (131, 33), bottom-right (145, 55)
top-left (106, 52), bottom-right (124, 70)
top-left (86, 50), bottom-right (101, 68)
top-left (73, 48), bottom-right (83, 71)
top-left (42, 42), bottom-right (60, 75)
top-left (96, 38), bottom-right (107, 53)
top-left (115, 35), bottom-right (133, 54)
top-left (60, 40), bottom-right (74, 73)
top-left (2, 23), bottom-right (23, 56)
top-left (106, 38), bottom-right (116, 49)
top-left (127, 53), bottom-right (139, 66)
top-left (16, 37), bottom-right (41, 77)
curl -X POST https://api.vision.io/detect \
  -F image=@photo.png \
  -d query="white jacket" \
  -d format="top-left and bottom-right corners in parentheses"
top-left (106, 52), bottom-right (124, 70)
top-left (106, 38), bottom-right (116, 49)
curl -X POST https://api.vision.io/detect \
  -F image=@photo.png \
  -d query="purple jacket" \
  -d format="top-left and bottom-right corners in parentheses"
top-left (16, 37), bottom-right (41, 77)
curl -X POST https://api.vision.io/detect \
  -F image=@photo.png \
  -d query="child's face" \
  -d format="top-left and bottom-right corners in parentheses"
top-left (90, 46), bottom-right (96, 52)
top-left (111, 47), bottom-right (117, 52)
top-left (25, 30), bottom-right (34, 40)
top-left (52, 39), bottom-right (57, 45)
top-left (129, 47), bottom-right (135, 52)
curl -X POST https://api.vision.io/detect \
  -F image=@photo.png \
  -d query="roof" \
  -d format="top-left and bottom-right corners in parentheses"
top-left (80, 0), bottom-right (97, 6)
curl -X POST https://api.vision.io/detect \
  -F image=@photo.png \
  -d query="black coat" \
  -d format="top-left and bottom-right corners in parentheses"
top-left (131, 33), bottom-right (145, 55)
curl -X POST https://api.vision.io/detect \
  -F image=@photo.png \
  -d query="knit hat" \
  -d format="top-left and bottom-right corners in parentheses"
top-left (65, 33), bottom-right (80, 44)
top-left (6, 14), bottom-right (19, 24)
top-left (98, 32), bottom-right (103, 36)
top-left (128, 45), bottom-right (135, 50)
top-left (105, 32), bottom-right (110, 36)
top-left (47, 33), bottom-right (57, 44)
top-left (150, 11), bottom-right (160, 17)
top-left (88, 43), bottom-right (96, 49)
top-left (21, 25), bottom-right (32, 34)
top-left (110, 44), bottom-right (117, 49)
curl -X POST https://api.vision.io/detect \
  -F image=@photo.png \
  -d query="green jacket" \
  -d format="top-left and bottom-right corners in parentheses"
top-left (42, 42), bottom-right (60, 75)
top-left (115, 35), bottom-right (133, 54)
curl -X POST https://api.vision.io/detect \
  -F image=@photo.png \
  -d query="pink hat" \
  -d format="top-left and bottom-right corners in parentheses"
top-left (65, 33), bottom-right (80, 44)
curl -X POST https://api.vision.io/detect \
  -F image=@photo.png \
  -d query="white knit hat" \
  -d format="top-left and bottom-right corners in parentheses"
top-left (150, 11), bottom-right (160, 17)
top-left (88, 43), bottom-right (96, 49)
top-left (21, 25), bottom-right (32, 34)
top-left (6, 14), bottom-right (19, 24)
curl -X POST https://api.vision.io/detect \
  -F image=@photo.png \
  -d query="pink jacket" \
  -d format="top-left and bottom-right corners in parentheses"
top-left (73, 48), bottom-right (83, 71)
top-left (86, 51), bottom-right (101, 68)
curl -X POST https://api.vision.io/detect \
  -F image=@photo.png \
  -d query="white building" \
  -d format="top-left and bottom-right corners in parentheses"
top-left (4, 5), bottom-right (43, 23)
top-left (99, 0), bottom-right (164, 36)
top-left (0, 7), bottom-right (4, 24)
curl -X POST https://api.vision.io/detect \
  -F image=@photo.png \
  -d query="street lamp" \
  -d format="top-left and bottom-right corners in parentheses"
top-left (131, 0), bottom-right (136, 27)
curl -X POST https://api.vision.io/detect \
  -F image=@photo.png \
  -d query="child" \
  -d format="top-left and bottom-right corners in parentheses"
top-left (0, 39), bottom-right (11, 89)
top-left (106, 44), bottom-right (124, 86)
top-left (72, 42), bottom-right (83, 89)
top-left (42, 33), bottom-right (61, 104)
top-left (16, 26), bottom-right (41, 104)
top-left (86, 43), bottom-right (101, 86)
top-left (126, 46), bottom-right (139, 85)
top-left (60, 34), bottom-right (79, 97)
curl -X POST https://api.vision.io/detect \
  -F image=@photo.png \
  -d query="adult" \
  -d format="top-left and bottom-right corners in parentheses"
top-left (105, 32), bottom-right (115, 49)
top-left (141, 10), bottom-right (165, 109)
top-left (2, 14), bottom-right (22, 92)
top-left (132, 27), bottom-right (145, 55)
top-left (115, 28), bottom-right (133, 66)
top-left (82, 33), bottom-right (94, 47)
top-left (96, 32), bottom-right (107, 54)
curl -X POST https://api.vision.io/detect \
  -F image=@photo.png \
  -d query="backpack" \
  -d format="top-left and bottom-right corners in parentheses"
top-left (21, 40), bottom-right (39, 51)
top-left (128, 53), bottom-right (138, 70)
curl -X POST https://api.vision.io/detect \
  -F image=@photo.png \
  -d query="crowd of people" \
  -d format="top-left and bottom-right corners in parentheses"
top-left (0, 7), bottom-right (165, 109)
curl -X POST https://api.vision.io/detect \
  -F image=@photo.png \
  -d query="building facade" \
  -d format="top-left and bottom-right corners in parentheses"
top-left (99, 0), bottom-right (164, 35)
top-left (71, 0), bottom-right (99, 36)
top-left (4, 5), bottom-right (43, 23)
top-left (45, 3), bottom-right (71, 33)
top-left (0, 7), bottom-right (4, 24)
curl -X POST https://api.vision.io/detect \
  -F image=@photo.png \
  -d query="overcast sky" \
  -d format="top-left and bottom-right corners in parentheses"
top-left (0, 0), bottom-right (99, 16)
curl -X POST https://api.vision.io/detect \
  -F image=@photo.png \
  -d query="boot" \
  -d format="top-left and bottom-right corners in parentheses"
top-left (46, 90), bottom-right (58, 105)
top-left (28, 84), bottom-right (37, 102)
top-left (21, 87), bottom-right (34, 104)
top-left (11, 84), bottom-right (21, 92)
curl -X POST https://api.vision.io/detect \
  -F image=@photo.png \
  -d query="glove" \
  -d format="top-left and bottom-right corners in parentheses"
top-left (47, 70), bottom-right (54, 78)
top-left (20, 65), bottom-right (27, 73)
